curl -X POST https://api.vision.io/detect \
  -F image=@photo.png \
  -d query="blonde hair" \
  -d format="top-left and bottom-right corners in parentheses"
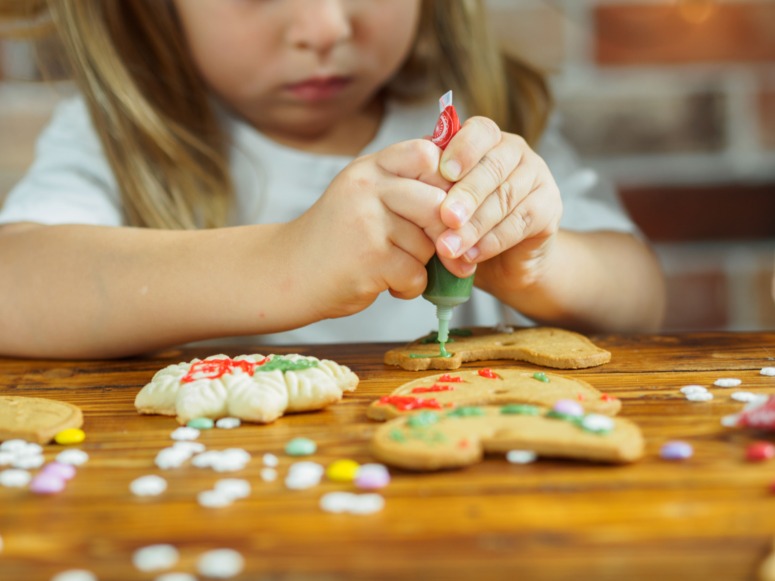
top-left (1, 0), bottom-right (550, 230)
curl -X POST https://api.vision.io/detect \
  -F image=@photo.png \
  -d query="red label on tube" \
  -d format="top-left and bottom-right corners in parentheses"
top-left (430, 91), bottom-right (460, 150)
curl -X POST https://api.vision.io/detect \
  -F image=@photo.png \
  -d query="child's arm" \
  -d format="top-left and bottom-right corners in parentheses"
top-left (0, 140), bottom-right (451, 359)
top-left (432, 117), bottom-right (666, 333)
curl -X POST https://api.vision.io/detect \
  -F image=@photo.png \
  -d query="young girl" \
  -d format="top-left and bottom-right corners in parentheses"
top-left (0, 0), bottom-right (665, 359)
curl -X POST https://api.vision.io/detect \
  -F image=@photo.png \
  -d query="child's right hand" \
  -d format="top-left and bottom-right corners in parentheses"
top-left (281, 139), bottom-right (452, 322)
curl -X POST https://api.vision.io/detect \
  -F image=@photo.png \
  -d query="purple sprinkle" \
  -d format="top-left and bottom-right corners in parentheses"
top-left (552, 399), bottom-right (584, 417)
top-left (29, 472), bottom-right (66, 495)
top-left (354, 464), bottom-right (390, 490)
top-left (660, 440), bottom-right (693, 461)
top-left (42, 462), bottom-right (77, 481)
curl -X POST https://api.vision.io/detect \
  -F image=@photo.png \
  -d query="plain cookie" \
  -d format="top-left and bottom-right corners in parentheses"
top-left (384, 327), bottom-right (611, 371)
top-left (367, 367), bottom-right (620, 421)
top-left (135, 354), bottom-right (358, 424)
top-left (370, 404), bottom-right (644, 471)
top-left (0, 396), bottom-right (84, 444)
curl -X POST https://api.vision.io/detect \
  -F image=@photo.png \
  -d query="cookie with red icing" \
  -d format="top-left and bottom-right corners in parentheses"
top-left (384, 326), bottom-right (611, 371)
top-left (367, 367), bottom-right (619, 421)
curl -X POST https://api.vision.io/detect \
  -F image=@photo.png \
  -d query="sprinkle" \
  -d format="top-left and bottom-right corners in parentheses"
top-left (197, 489), bottom-right (233, 508)
top-left (285, 437), bottom-right (317, 457)
top-left (660, 440), bottom-right (693, 461)
top-left (506, 450), bottom-right (537, 464)
top-left (285, 461), bottom-right (324, 490)
top-left (12, 454), bottom-right (45, 470)
top-left (326, 459), bottom-right (360, 482)
top-left (354, 464), bottom-right (390, 490)
top-left (155, 447), bottom-right (191, 470)
top-left (680, 385), bottom-right (708, 396)
top-left (0, 451), bottom-right (14, 466)
top-left (478, 368), bottom-right (499, 379)
top-left (581, 414), bottom-right (615, 433)
top-left (213, 478), bottom-right (251, 500)
top-left (154, 574), bottom-right (197, 581)
top-left (215, 417), bottom-right (241, 430)
top-left (0, 439), bottom-right (28, 452)
top-left (319, 492), bottom-right (385, 515)
top-left (731, 391), bottom-right (767, 404)
top-left (262, 453), bottom-right (279, 467)
top-left (130, 475), bottom-right (167, 497)
top-left (186, 417), bottom-right (215, 430)
top-left (172, 441), bottom-right (205, 455)
top-left (42, 462), bottom-right (77, 481)
top-left (197, 548), bottom-right (245, 579)
top-left (714, 378), bottom-right (742, 388)
top-left (54, 428), bottom-right (86, 446)
top-left (746, 441), bottom-right (775, 462)
top-left (170, 427), bottom-right (200, 441)
top-left (55, 449), bottom-right (89, 466)
top-left (29, 472), bottom-right (66, 495)
top-left (551, 399), bottom-right (584, 418)
top-left (260, 467), bottom-right (277, 482)
top-left (50, 570), bottom-right (98, 581)
top-left (760, 367), bottom-right (775, 377)
top-left (132, 544), bottom-right (179, 572)
top-left (532, 372), bottom-right (550, 383)
top-left (721, 414), bottom-right (741, 428)
top-left (0, 469), bottom-right (31, 488)
top-left (685, 392), bottom-right (714, 402)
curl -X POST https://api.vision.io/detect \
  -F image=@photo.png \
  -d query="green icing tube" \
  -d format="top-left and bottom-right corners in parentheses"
top-left (422, 255), bottom-right (474, 346)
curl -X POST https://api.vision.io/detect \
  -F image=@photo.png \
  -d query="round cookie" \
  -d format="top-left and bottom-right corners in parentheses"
top-left (0, 396), bottom-right (84, 444)
top-left (135, 353), bottom-right (359, 424)
top-left (367, 368), bottom-right (620, 421)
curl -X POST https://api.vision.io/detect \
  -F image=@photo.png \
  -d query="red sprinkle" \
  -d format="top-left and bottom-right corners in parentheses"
top-left (478, 368), bottom-right (500, 379)
top-left (458, 438), bottom-right (470, 449)
top-left (577, 393), bottom-right (585, 401)
top-left (601, 393), bottom-right (615, 402)
top-left (411, 384), bottom-right (456, 394)
top-left (378, 395), bottom-right (442, 411)
top-left (746, 441), bottom-right (775, 462)
top-left (437, 374), bottom-right (464, 383)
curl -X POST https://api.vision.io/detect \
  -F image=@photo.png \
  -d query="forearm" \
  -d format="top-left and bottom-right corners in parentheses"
top-left (477, 230), bottom-right (666, 333)
top-left (0, 223), bottom-right (311, 358)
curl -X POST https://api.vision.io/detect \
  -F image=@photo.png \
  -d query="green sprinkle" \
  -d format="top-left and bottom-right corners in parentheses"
top-left (500, 404), bottom-right (541, 416)
top-left (532, 372), bottom-right (550, 383)
top-left (545, 410), bottom-right (583, 426)
top-left (389, 429), bottom-right (407, 443)
top-left (285, 437), bottom-right (317, 456)
top-left (446, 406), bottom-right (485, 418)
top-left (406, 411), bottom-right (440, 428)
top-left (186, 417), bottom-right (214, 430)
top-left (256, 356), bottom-right (318, 373)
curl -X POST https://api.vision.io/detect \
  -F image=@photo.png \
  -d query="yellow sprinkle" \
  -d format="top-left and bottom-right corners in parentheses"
top-left (326, 459), bottom-right (360, 482)
top-left (54, 428), bottom-right (86, 445)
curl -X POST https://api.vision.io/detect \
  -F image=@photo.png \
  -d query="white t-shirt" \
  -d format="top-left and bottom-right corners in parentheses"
top-left (0, 96), bottom-right (636, 345)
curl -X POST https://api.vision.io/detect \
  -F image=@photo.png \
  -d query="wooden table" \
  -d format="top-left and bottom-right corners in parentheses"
top-left (2, 331), bottom-right (775, 580)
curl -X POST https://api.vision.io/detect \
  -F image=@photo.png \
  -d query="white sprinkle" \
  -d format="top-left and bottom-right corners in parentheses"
top-left (680, 385), bottom-right (708, 395)
top-left (0, 451), bottom-right (15, 466)
top-left (0, 469), bottom-right (32, 488)
top-left (213, 478), bottom-right (251, 500)
top-left (215, 417), bottom-right (241, 430)
top-left (581, 414), bottom-right (616, 432)
top-left (197, 489), bottom-right (234, 508)
top-left (262, 453), bottom-right (279, 467)
top-left (11, 454), bottom-right (45, 470)
top-left (714, 378), bottom-right (742, 388)
top-left (285, 461), bottom-right (324, 490)
top-left (172, 441), bottom-right (205, 456)
top-left (731, 391), bottom-right (767, 404)
top-left (506, 450), bottom-right (538, 464)
top-left (260, 467), bottom-right (277, 482)
top-left (319, 492), bottom-right (384, 515)
top-left (155, 448), bottom-right (190, 470)
top-left (16, 442), bottom-right (43, 457)
top-left (170, 427), bottom-right (200, 441)
top-left (197, 548), bottom-right (244, 578)
top-left (130, 475), bottom-right (167, 497)
top-left (50, 570), bottom-right (98, 581)
top-left (132, 544), bottom-right (179, 572)
top-left (0, 439), bottom-right (28, 453)
top-left (210, 450), bottom-right (250, 473)
top-left (55, 449), bottom-right (89, 466)
top-left (154, 573), bottom-right (197, 581)
top-left (761, 367), bottom-right (775, 377)
top-left (686, 392), bottom-right (714, 402)
top-left (191, 451), bottom-right (220, 468)
top-left (721, 414), bottom-right (740, 427)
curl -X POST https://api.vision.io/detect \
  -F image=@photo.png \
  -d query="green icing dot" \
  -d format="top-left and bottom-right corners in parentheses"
top-left (532, 372), bottom-right (550, 383)
top-left (500, 404), bottom-right (541, 416)
top-left (285, 437), bottom-right (317, 456)
top-left (545, 410), bottom-right (583, 426)
top-left (406, 411), bottom-right (440, 428)
top-left (186, 417), bottom-right (214, 429)
top-left (446, 406), bottom-right (485, 418)
top-left (256, 356), bottom-right (318, 373)
top-left (389, 429), bottom-right (407, 443)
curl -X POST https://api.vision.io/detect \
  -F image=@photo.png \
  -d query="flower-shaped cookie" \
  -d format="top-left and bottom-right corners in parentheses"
top-left (135, 354), bottom-right (358, 424)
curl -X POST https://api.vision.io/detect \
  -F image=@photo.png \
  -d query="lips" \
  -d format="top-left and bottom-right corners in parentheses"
top-left (285, 76), bottom-right (352, 102)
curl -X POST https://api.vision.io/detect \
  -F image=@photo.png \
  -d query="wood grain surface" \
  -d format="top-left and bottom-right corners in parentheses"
top-left (1, 331), bottom-right (775, 580)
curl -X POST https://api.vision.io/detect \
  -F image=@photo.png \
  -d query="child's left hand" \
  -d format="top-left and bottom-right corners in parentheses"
top-left (432, 117), bottom-right (563, 285)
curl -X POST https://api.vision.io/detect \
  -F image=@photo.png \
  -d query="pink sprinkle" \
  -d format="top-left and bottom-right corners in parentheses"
top-left (29, 472), bottom-right (66, 495)
top-left (42, 462), bottom-right (77, 480)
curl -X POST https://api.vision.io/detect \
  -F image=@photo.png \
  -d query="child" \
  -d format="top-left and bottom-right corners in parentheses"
top-left (0, 0), bottom-right (665, 359)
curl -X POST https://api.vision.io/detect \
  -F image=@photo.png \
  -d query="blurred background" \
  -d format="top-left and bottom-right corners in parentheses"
top-left (1, 0), bottom-right (774, 332)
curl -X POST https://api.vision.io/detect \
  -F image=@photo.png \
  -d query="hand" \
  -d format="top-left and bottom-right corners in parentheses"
top-left (432, 116), bottom-right (563, 286)
top-left (283, 139), bottom-right (451, 321)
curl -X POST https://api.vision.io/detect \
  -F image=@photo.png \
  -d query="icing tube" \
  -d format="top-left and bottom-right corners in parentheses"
top-left (422, 91), bottom-right (474, 353)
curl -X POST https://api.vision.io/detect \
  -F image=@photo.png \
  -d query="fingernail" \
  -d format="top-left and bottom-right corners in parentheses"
top-left (446, 201), bottom-right (468, 225)
top-left (464, 246), bottom-right (480, 262)
top-left (441, 233), bottom-right (462, 257)
top-left (442, 159), bottom-right (461, 181)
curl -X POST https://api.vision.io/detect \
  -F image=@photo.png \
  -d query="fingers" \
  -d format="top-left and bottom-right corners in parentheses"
top-left (378, 139), bottom-right (452, 191)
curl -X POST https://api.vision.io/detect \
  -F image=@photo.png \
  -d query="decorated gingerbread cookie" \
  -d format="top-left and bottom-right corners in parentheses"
top-left (135, 354), bottom-right (358, 424)
top-left (370, 402), bottom-right (644, 471)
top-left (384, 326), bottom-right (612, 371)
top-left (367, 368), bottom-right (619, 421)
top-left (0, 396), bottom-right (84, 444)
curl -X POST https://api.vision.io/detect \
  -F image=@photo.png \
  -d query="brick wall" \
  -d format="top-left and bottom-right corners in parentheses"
top-left (2, 1), bottom-right (774, 331)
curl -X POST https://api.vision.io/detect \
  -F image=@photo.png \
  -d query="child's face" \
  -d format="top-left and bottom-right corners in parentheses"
top-left (173, 0), bottom-right (422, 142)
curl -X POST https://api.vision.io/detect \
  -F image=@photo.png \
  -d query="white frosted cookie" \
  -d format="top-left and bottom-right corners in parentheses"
top-left (135, 354), bottom-right (358, 424)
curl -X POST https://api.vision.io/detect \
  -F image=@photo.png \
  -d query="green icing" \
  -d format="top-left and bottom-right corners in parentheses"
top-left (532, 372), bottom-right (550, 383)
top-left (407, 411), bottom-right (440, 427)
top-left (545, 410), bottom-right (583, 425)
top-left (389, 429), bottom-right (407, 443)
top-left (500, 404), bottom-right (541, 416)
top-left (446, 406), bottom-right (485, 418)
top-left (419, 328), bottom-right (473, 344)
top-left (255, 356), bottom-right (318, 373)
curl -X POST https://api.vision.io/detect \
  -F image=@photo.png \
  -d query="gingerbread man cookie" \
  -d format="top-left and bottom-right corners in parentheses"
top-left (135, 354), bottom-right (358, 424)
top-left (384, 327), bottom-right (611, 371)
top-left (370, 402), bottom-right (644, 471)
top-left (0, 396), bottom-right (84, 444)
top-left (367, 368), bottom-right (620, 421)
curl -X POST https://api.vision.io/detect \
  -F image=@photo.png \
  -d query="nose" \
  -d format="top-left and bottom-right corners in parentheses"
top-left (286, 0), bottom-right (352, 54)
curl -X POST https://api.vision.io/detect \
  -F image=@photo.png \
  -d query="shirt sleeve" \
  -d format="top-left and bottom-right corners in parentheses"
top-left (0, 96), bottom-right (124, 226)
top-left (538, 114), bottom-right (637, 234)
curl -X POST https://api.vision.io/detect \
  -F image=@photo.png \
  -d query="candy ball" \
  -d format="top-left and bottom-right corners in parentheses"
top-left (660, 440), bottom-right (693, 461)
